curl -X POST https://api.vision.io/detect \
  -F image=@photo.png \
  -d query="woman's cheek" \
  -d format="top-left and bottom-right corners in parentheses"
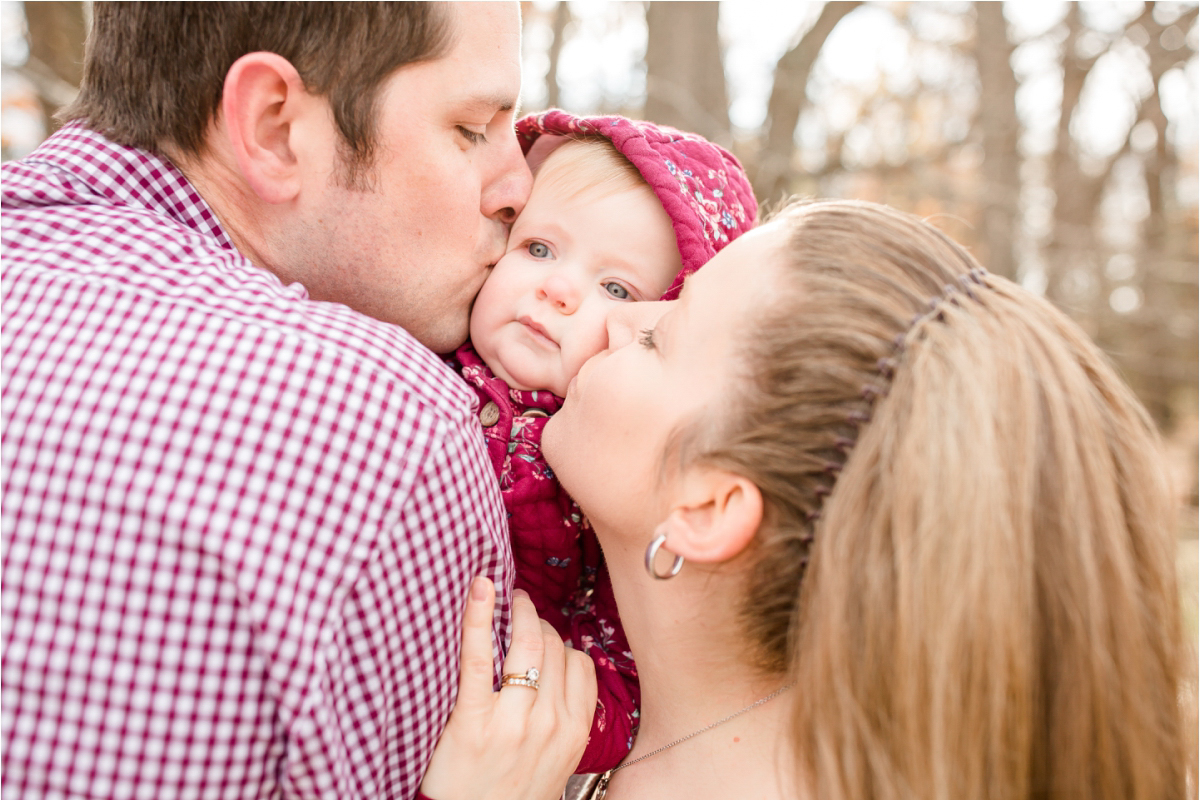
top-left (543, 407), bottom-right (597, 510)
top-left (566, 319), bottom-right (611, 385)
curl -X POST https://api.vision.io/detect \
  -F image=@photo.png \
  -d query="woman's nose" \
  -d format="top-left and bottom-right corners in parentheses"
top-left (536, 272), bottom-right (580, 313)
top-left (605, 300), bottom-right (671, 350)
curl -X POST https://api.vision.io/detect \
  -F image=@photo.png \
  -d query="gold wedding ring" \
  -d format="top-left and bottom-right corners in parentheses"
top-left (500, 667), bottom-right (540, 690)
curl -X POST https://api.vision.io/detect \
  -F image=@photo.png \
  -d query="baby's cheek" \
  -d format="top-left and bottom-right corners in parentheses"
top-left (468, 267), bottom-right (518, 352)
top-left (564, 315), bottom-right (614, 384)
top-left (467, 303), bottom-right (495, 354)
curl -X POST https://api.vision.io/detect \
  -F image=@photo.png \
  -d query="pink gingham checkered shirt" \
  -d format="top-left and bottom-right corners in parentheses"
top-left (1, 124), bottom-right (514, 799)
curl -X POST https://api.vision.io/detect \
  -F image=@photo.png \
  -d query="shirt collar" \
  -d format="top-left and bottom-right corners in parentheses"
top-left (26, 121), bottom-right (235, 251)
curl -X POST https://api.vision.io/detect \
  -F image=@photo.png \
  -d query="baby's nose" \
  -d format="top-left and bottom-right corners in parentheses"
top-left (538, 273), bottom-right (580, 312)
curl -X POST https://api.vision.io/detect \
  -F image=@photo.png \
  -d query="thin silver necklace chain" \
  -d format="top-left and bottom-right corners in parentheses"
top-left (609, 683), bottom-right (795, 775)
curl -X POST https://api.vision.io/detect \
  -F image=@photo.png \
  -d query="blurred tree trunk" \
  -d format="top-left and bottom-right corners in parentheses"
top-left (1100, 4), bottom-right (1198, 428)
top-left (973, 2), bottom-right (1019, 280)
top-left (644, 1), bottom-right (730, 146)
top-left (22, 1), bottom-right (86, 135)
top-left (1043, 2), bottom-right (1197, 428)
top-left (1045, 4), bottom-right (1191, 292)
top-left (1044, 3), bottom-right (1110, 313)
top-left (755, 1), bottom-right (860, 204)
top-left (545, 1), bottom-right (571, 110)
top-left (1138, 5), bottom-right (1197, 251)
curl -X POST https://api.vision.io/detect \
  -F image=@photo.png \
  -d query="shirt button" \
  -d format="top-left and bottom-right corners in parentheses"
top-left (479, 401), bottom-right (500, 427)
top-left (521, 409), bottom-right (549, 419)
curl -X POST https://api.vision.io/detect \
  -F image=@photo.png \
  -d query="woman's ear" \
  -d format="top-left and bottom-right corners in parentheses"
top-left (219, 52), bottom-right (312, 205)
top-left (658, 468), bottom-right (763, 565)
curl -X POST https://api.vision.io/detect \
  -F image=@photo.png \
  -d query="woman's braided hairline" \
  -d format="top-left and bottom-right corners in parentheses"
top-left (805, 266), bottom-right (994, 524)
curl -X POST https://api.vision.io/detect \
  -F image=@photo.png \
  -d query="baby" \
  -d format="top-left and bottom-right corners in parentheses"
top-left (451, 110), bottom-right (757, 773)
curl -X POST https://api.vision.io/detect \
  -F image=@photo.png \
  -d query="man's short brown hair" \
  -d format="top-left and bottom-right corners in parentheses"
top-left (65, 2), bottom-right (453, 185)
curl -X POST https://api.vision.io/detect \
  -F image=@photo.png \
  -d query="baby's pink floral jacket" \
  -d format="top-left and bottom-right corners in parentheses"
top-left (450, 344), bottom-right (639, 774)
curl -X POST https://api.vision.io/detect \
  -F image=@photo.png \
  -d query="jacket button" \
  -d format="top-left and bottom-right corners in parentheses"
top-left (521, 409), bottom-right (549, 419)
top-left (479, 401), bottom-right (500, 427)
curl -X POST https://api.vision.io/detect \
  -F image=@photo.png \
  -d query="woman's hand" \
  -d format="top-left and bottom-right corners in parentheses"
top-left (419, 579), bottom-right (598, 799)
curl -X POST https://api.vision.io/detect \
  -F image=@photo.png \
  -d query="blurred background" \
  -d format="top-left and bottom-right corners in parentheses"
top-left (3, 0), bottom-right (1197, 629)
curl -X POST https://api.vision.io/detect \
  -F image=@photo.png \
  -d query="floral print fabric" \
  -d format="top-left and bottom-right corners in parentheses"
top-left (452, 344), bottom-right (639, 774)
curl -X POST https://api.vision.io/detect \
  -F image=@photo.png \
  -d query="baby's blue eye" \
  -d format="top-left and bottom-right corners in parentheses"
top-left (528, 242), bottom-right (550, 258)
top-left (604, 282), bottom-right (631, 300)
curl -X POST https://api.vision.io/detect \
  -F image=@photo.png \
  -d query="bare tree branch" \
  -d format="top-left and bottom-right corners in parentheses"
top-left (754, 1), bottom-right (862, 203)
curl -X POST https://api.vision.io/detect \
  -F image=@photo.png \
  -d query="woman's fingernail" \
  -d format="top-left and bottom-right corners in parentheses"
top-left (471, 577), bottom-right (489, 601)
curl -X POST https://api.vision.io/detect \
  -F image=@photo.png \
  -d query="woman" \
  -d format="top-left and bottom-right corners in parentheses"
top-left (421, 199), bottom-right (1194, 798)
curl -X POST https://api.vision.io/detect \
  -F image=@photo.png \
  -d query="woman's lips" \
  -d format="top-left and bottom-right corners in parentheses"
top-left (519, 316), bottom-right (558, 349)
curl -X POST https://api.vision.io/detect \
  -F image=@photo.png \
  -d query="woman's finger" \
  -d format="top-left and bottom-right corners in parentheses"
top-left (498, 590), bottom-right (545, 709)
top-left (534, 617), bottom-right (567, 700)
top-left (502, 590), bottom-right (546, 677)
top-left (563, 647), bottom-right (598, 740)
top-left (451, 576), bottom-right (499, 718)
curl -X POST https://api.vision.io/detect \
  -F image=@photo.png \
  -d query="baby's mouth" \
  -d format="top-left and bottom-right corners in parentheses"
top-left (519, 316), bottom-right (558, 349)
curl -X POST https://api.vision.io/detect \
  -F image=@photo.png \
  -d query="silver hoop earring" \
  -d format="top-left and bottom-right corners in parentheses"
top-left (645, 532), bottom-right (684, 580)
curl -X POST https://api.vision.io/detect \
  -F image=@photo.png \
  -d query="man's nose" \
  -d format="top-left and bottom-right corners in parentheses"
top-left (536, 272), bottom-right (580, 313)
top-left (605, 301), bottom-right (671, 350)
top-left (482, 128), bottom-right (533, 225)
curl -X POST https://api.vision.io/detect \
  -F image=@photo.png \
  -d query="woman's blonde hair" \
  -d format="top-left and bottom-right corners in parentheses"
top-left (697, 199), bottom-right (1194, 797)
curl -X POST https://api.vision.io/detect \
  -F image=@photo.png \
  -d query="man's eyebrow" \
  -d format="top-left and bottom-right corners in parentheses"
top-left (462, 94), bottom-right (518, 116)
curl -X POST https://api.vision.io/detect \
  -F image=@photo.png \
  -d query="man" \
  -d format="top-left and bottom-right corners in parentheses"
top-left (1, 3), bottom-right (530, 797)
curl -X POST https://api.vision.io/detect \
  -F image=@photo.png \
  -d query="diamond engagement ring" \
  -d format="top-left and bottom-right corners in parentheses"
top-left (500, 667), bottom-right (540, 690)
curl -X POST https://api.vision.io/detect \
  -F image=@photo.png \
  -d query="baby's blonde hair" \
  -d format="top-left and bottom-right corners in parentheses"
top-left (695, 199), bottom-right (1194, 797)
top-left (531, 137), bottom-right (649, 204)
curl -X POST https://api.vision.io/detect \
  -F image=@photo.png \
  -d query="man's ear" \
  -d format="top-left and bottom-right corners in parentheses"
top-left (658, 468), bottom-right (763, 565)
top-left (220, 52), bottom-right (311, 205)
